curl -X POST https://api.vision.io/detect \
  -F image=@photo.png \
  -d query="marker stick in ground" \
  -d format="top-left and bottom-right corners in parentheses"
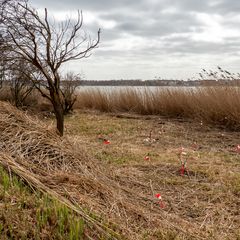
top-left (103, 139), bottom-right (110, 144)
top-left (236, 145), bottom-right (240, 153)
top-left (144, 155), bottom-right (150, 161)
top-left (178, 147), bottom-right (190, 177)
top-left (155, 193), bottom-right (165, 208)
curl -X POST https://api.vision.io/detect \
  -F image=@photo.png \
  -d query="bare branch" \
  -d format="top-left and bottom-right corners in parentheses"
top-left (1, 3), bottom-right (100, 135)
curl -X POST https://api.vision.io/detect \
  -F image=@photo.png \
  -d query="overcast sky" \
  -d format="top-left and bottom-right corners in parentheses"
top-left (29, 0), bottom-right (240, 80)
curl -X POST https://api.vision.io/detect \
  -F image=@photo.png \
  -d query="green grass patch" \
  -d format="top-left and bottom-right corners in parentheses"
top-left (0, 166), bottom-right (88, 239)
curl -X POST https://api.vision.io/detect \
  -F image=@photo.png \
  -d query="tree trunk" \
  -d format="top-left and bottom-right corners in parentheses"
top-left (51, 90), bottom-right (64, 136)
top-left (54, 103), bottom-right (64, 136)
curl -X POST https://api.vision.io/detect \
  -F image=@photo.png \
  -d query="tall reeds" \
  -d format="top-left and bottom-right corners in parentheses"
top-left (75, 86), bottom-right (240, 129)
top-left (1, 84), bottom-right (239, 129)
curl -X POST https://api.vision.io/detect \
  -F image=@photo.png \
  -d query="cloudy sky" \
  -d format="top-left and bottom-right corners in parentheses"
top-left (29, 0), bottom-right (240, 80)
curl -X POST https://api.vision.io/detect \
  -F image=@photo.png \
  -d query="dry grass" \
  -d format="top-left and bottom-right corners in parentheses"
top-left (75, 86), bottom-right (240, 129)
top-left (65, 110), bottom-right (240, 239)
top-left (0, 86), bottom-right (40, 107)
top-left (0, 86), bottom-right (12, 102)
top-left (1, 84), bottom-right (240, 129)
top-left (0, 101), bottom-right (196, 239)
top-left (0, 101), bottom-right (240, 239)
top-left (76, 88), bottom-right (112, 112)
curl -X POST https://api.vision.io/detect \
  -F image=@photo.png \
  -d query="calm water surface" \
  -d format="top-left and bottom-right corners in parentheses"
top-left (76, 86), bottom-right (197, 93)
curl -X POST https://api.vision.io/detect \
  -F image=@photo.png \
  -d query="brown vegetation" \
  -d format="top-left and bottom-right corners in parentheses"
top-left (0, 101), bottom-right (240, 239)
top-left (75, 86), bottom-right (240, 130)
top-left (1, 86), bottom-right (240, 130)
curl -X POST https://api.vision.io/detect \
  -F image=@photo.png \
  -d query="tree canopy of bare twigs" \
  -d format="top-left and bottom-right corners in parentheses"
top-left (4, 59), bottom-right (36, 107)
top-left (61, 71), bottom-right (81, 114)
top-left (1, 2), bottom-right (100, 135)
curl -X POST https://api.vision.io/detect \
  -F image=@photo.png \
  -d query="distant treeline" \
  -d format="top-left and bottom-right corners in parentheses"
top-left (3, 79), bottom-right (239, 88)
top-left (75, 79), bottom-right (240, 87)
top-left (79, 79), bottom-right (195, 86)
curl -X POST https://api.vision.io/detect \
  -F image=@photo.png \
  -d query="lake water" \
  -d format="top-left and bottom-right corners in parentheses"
top-left (76, 86), bottom-right (197, 93)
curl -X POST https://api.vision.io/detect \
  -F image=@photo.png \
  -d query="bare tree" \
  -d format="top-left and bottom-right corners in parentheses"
top-left (1, 2), bottom-right (100, 135)
top-left (6, 59), bottom-right (36, 107)
top-left (61, 72), bottom-right (81, 114)
top-left (0, 59), bottom-right (5, 89)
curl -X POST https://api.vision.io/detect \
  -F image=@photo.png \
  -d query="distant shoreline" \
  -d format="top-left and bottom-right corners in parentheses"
top-left (77, 79), bottom-right (240, 87)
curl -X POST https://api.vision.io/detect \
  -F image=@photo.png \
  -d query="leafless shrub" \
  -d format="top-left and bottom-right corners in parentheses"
top-left (4, 60), bottom-right (35, 107)
top-left (61, 72), bottom-right (81, 114)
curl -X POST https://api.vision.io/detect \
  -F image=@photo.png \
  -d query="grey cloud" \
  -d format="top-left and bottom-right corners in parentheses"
top-left (142, 34), bottom-right (240, 56)
top-left (30, 0), bottom-right (239, 41)
top-left (213, 0), bottom-right (240, 13)
top-left (30, 0), bottom-right (146, 12)
top-left (30, 0), bottom-right (240, 52)
top-left (95, 33), bottom-right (240, 60)
top-left (28, 0), bottom-right (240, 79)
top-left (167, 0), bottom-right (212, 12)
top-left (112, 12), bottom-right (201, 37)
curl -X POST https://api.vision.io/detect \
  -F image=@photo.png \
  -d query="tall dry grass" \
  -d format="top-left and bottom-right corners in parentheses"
top-left (1, 85), bottom-right (240, 129)
top-left (75, 86), bottom-right (240, 129)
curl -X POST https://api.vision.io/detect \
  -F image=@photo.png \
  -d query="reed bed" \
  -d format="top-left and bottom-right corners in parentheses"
top-left (75, 86), bottom-right (240, 129)
top-left (1, 85), bottom-right (240, 129)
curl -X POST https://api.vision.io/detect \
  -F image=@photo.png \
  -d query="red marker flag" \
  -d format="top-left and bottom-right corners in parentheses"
top-left (144, 156), bottom-right (150, 161)
top-left (155, 193), bottom-right (162, 200)
top-left (155, 193), bottom-right (165, 208)
top-left (180, 164), bottom-right (185, 176)
top-left (236, 145), bottom-right (240, 153)
top-left (103, 139), bottom-right (110, 144)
